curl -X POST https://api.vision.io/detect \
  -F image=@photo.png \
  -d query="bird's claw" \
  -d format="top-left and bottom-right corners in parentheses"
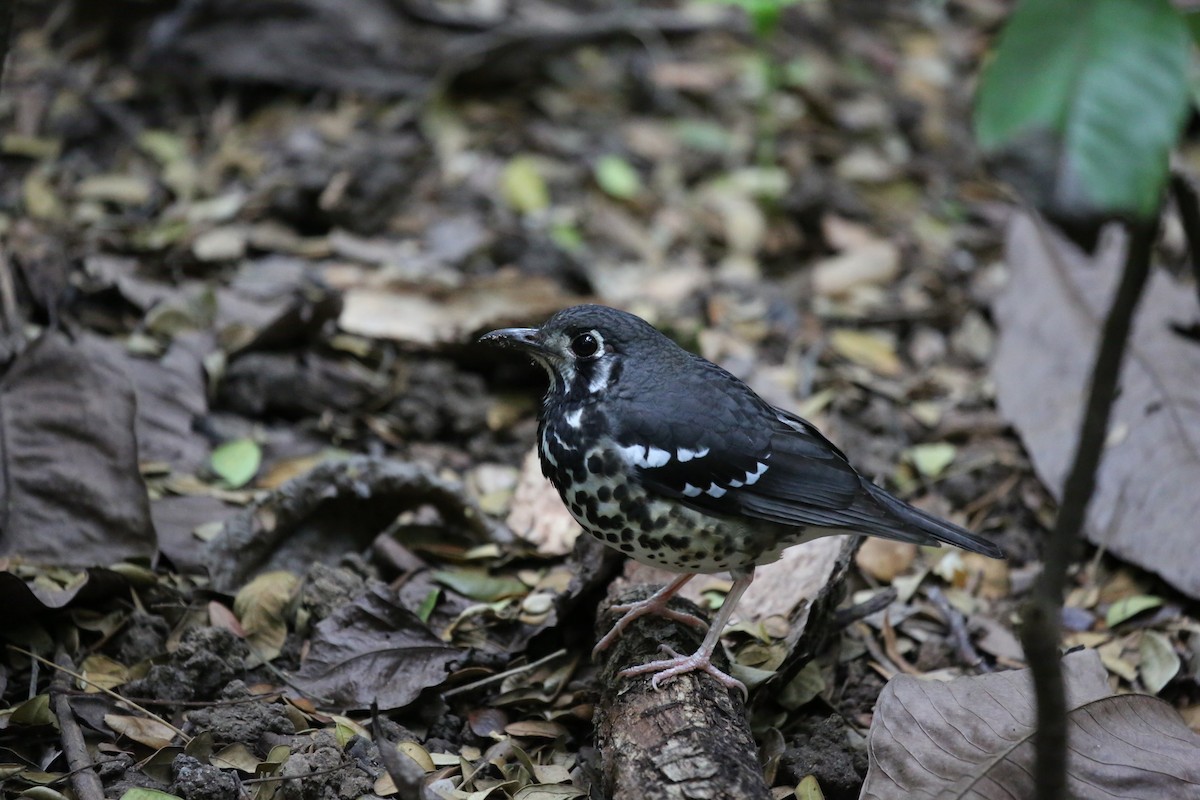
top-left (618, 644), bottom-right (748, 700)
top-left (592, 598), bottom-right (708, 659)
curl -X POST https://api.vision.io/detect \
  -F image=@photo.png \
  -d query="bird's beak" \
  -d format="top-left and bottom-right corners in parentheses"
top-left (479, 327), bottom-right (556, 359)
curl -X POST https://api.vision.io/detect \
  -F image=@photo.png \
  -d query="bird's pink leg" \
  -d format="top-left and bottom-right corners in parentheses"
top-left (592, 573), bottom-right (707, 658)
top-left (618, 570), bottom-right (754, 699)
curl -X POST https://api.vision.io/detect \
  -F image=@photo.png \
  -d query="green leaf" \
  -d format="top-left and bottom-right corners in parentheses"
top-left (501, 155), bottom-right (550, 214)
top-left (795, 775), bottom-right (826, 800)
top-left (907, 443), bottom-right (957, 480)
top-left (675, 120), bottom-right (733, 153)
top-left (416, 587), bottom-right (440, 623)
top-left (210, 438), bottom-right (262, 489)
top-left (9, 695), bottom-right (54, 727)
top-left (118, 790), bottom-right (184, 800)
top-left (593, 155), bottom-right (642, 200)
top-left (779, 661), bottom-right (826, 710)
top-left (432, 569), bottom-right (527, 601)
top-left (706, 0), bottom-right (802, 39)
top-left (549, 221), bottom-right (584, 252)
top-left (1139, 630), bottom-right (1180, 694)
top-left (1105, 594), bottom-right (1163, 627)
top-left (1183, 11), bottom-right (1200, 46)
top-left (974, 0), bottom-right (1190, 220)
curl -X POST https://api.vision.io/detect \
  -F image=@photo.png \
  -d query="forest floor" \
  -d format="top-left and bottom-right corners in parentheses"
top-left (1, 1), bottom-right (1198, 799)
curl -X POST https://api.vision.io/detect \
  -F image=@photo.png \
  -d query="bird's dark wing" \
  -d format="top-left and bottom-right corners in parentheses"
top-left (611, 358), bottom-right (862, 520)
top-left (611, 358), bottom-right (1002, 557)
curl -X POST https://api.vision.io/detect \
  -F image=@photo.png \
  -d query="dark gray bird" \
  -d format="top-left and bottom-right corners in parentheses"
top-left (482, 304), bottom-right (1002, 696)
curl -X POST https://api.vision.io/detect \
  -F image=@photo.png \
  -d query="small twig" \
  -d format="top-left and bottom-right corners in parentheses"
top-left (854, 622), bottom-right (900, 680)
top-left (880, 613), bottom-right (922, 676)
top-left (0, 246), bottom-right (22, 345)
top-left (370, 701), bottom-right (438, 800)
top-left (8, 645), bottom-right (191, 743)
top-left (47, 758), bottom-right (129, 787)
top-left (51, 651), bottom-right (105, 800)
top-left (961, 471), bottom-right (1021, 518)
top-left (833, 587), bottom-right (897, 629)
top-left (94, 691), bottom-right (284, 708)
top-left (441, 648), bottom-right (569, 699)
top-left (817, 306), bottom-right (951, 328)
top-left (1021, 217), bottom-right (1158, 800)
top-left (927, 586), bottom-right (988, 672)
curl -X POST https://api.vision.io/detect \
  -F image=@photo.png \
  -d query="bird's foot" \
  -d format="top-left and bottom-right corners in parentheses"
top-left (592, 594), bottom-right (707, 658)
top-left (619, 645), bottom-right (748, 700)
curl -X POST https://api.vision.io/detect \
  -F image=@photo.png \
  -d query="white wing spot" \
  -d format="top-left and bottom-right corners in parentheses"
top-left (619, 443), bottom-right (671, 469)
top-left (644, 446), bottom-right (671, 468)
top-left (682, 483), bottom-right (702, 497)
top-left (618, 443), bottom-right (646, 465)
top-left (744, 461), bottom-right (769, 486)
top-left (727, 478), bottom-right (743, 488)
top-left (676, 446), bottom-right (710, 462)
top-left (565, 408), bottom-right (583, 429)
top-left (706, 483), bottom-right (726, 498)
top-left (553, 431), bottom-right (576, 452)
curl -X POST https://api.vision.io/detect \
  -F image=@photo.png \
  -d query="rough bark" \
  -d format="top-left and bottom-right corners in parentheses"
top-left (594, 585), bottom-right (770, 800)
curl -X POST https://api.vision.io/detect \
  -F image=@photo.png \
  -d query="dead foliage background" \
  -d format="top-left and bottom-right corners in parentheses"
top-left (1, 1), bottom-right (1198, 799)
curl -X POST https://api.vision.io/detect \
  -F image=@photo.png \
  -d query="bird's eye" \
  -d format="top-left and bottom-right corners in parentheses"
top-left (570, 332), bottom-right (600, 359)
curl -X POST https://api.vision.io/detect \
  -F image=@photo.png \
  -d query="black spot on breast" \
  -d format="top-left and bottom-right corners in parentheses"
top-left (620, 528), bottom-right (635, 543)
top-left (619, 543), bottom-right (634, 553)
top-left (663, 534), bottom-right (688, 550)
top-left (574, 491), bottom-right (587, 506)
top-left (597, 486), bottom-right (612, 502)
top-left (613, 484), bottom-right (629, 501)
top-left (587, 454), bottom-right (603, 473)
top-left (605, 531), bottom-right (619, 543)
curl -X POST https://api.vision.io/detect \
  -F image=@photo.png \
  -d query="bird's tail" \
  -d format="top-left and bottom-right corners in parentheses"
top-left (863, 482), bottom-right (1004, 559)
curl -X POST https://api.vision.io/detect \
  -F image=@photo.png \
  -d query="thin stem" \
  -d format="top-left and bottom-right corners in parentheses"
top-left (1169, 173), bottom-right (1200, 306)
top-left (8, 644), bottom-right (192, 743)
top-left (0, 0), bottom-right (12, 88)
top-left (1022, 218), bottom-right (1158, 800)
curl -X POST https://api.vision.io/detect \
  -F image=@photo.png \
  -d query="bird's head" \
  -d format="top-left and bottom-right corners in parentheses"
top-left (480, 304), bottom-right (663, 399)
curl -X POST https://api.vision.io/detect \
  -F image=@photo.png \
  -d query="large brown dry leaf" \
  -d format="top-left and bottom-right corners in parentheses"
top-left (860, 649), bottom-right (1200, 799)
top-left (336, 273), bottom-right (578, 347)
top-left (290, 583), bottom-right (465, 711)
top-left (0, 331), bottom-right (155, 564)
top-left (506, 447), bottom-right (580, 556)
top-left (125, 333), bottom-right (210, 471)
top-left (991, 214), bottom-right (1200, 597)
top-left (735, 535), bottom-right (851, 626)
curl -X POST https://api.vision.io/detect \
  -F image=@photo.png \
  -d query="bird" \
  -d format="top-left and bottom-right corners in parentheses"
top-left (481, 304), bottom-right (1003, 697)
